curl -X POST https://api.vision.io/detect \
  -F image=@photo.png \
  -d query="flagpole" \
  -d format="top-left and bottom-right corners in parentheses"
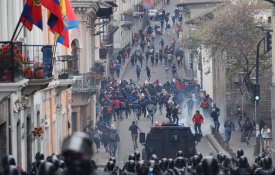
top-left (52, 41), bottom-right (58, 80)
top-left (11, 20), bottom-right (22, 41)
top-left (15, 25), bottom-right (25, 41)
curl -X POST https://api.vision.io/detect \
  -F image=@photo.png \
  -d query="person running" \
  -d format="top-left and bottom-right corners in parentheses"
top-left (138, 55), bottom-right (144, 67)
top-left (172, 105), bottom-right (179, 124)
top-left (210, 104), bottom-right (220, 132)
top-left (150, 53), bottom-right (155, 66)
top-left (171, 64), bottom-right (177, 78)
top-left (147, 102), bottom-right (156, 125)
top-left (146, 66), bottom-right (151, 80)
top-left (136, 65), bottom-right (141, 80)
top-left (129, 121), bottom-right (142, 150)
top-left (160, 38), bottom-right (165, 50)
top-left (192, 110), bottom-right (204, 134)
top-left (184, 96), bottom-right (194, 119)
top-left (165, 23), bottom-right (171, 35)
top-left (115, 62), bottom-right (121, 77)
top-left (108, 127), bottom-right (120, 156)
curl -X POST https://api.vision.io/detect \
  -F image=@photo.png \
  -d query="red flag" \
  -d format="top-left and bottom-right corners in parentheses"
top-left (66, 0), bottom-right (79, 29)
top-left (41, 0), bottom-right (64, 34)
top-left (54, 0), bottom-right (79, 47)
top-left (20, 0), bottom-right (43, 31)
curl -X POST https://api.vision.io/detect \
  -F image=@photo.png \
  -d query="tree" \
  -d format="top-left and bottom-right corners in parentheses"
top-left (184, 1), bottom-right (271, 92)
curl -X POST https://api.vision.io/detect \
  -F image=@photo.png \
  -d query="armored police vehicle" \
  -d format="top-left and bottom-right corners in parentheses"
top-left (140, 123), bottom-right (197, 160)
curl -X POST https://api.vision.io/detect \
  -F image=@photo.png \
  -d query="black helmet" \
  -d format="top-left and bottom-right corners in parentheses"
top-left (150, 154), bottom-right (158, 161)
top-left (239, 156), bottom-right (249, 168)
top-left (134, 151), bottom-right (141, 161)
top-left (259, 158), bottom-right (265, 167)
top-left (59, 160), bottom-right (65, 169)
top-left (175, 156), bottom-right (186, 169)
top-left (168, 158), bottom-right (174, 169)
top-left (105, 161), bottom-right (115, 171)
top-left (128, 153), bottom-right (135, 161)
top-left (197, 152), bottom-right (203, 161)
top-left (191, 155), bottom-right (200, 167)
top-left (160, 158), bottom-right (168, 171)
top-left (127, 160), bottom-right (135, 172)
top-left (37, 162), bottom-right (56, 175)
top-left (217, 153), bottom-right (226, 163)
top-left (1, 155), bottom-right (16, 169)
top-left (148, 160), bottom-right (156, 168)
top-left (236, 149), bottom-right (244, 158)
top-left (136, 160), bottom-right (146, 170)
top-left (263, 156), bottom-right (272, 169)
top-left (61, 132), bottom-right (93, 158)
top-left (201, 156), bottom-right (219, 175)
top-left (109, 157), bottom-right (116, 164)
top-left (3, 165), bottom-right (20, 175)
top-left (61, 132), bottom-right (94, 175)
top-left (177, 150), bottom-right (184, 157)
top-left (222, 157), bottom-right (232, 168)
top-left (35, 152), bottom-right (42, 161)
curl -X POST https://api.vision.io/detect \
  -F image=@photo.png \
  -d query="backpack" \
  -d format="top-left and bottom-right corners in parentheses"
top-left (121, 101), bottom-right (126, 109)
top-left (136, 67), bottom-right (141, 73)
top-left (109, 130), bottom-right (117, 141)
top-left (201, 101), bottom-right (209, 109)
top-left (147, 104), bottom-right (155, 112)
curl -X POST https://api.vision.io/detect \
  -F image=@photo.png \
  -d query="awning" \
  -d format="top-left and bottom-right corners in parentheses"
top-left (104, 0), bottom-right (118, 7)
top-left (96, 1), bottom-right (113, 18)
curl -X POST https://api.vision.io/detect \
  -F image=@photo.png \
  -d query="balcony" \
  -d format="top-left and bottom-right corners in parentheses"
top-left (91, 62), bottom-right (105, 75)
top-left (72, 72), bottom-right (101, 94)
top-left (21, 45), bottom-right (53, 94)
top-left (121, 12), bottom-right (135, 28)
top-left (100, 35), bottom-right (113, 47)
top-left (0, 42), bottom-right (24, 82)
top-left (56, 55), bottom-right (79, 79)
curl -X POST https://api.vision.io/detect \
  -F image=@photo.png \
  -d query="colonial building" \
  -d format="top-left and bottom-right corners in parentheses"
top-left (0, 0), bottom-right (116, 171)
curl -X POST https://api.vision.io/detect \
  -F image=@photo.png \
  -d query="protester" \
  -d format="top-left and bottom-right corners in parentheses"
top-left (129, 121), bottom-right (142, 150)
top-left (192, 110), bottom-right (204, 134)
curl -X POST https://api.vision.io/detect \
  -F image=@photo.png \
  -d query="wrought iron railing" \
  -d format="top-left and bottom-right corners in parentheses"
top-left (72, 72), bottom-right (101, 93)
top-left (121, 14), bottom-right (134, 21)
top-left (0, 41), bottom-right (23, 82)
top-left (100, 35), bottom-right (113, 46)
top-left (56, 55), bottom-right (79, 79)
top-left (22, 45), bottom-right (53, 79)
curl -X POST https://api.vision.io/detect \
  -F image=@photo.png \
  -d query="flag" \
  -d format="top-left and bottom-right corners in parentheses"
top-left (20, 0), bottom-right (43, 31)
top-left (42, 0), bottom-right (64, 35)
top-left (66, 0), bottom-right (79, 29)
top-left (54, 0), bottom-right (78, 47)
top-left (143, 0), bottom-right (155, 9)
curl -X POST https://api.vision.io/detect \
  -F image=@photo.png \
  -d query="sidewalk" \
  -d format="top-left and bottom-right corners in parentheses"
top-left (213, 130), bottom-right (256, 164)
top-left (229, 131), bottom-right (256, 163)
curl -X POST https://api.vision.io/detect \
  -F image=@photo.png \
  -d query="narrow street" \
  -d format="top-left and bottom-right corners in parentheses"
top-left (93, 0), bottom-right (218, 168)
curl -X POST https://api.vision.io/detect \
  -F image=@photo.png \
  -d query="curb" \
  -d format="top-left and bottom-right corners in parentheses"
top-left (212, 131), bottom-right (236, 157)
top-left (206, 134), bottom-right (230, 156)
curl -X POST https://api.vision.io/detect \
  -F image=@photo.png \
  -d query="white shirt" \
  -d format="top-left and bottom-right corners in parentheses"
top-left (261, 128), bottom-right (270, 138)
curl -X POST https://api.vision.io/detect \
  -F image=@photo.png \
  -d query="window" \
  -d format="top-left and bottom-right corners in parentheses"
top-left (170, 134), bottom-right (179, 142)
